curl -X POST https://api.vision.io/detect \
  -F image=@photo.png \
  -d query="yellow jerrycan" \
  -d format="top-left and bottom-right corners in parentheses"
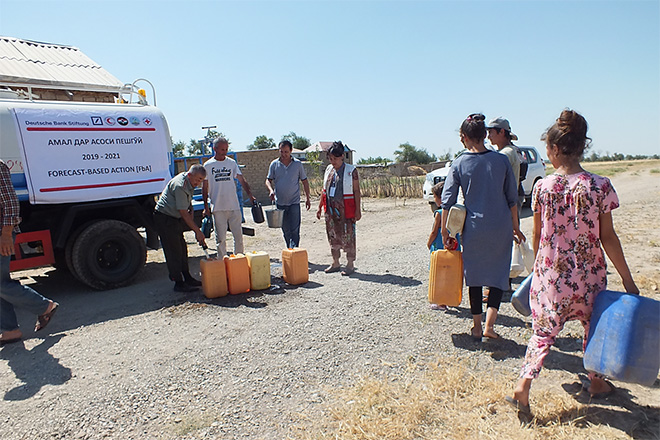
top-left (428, 249), bottom-right (463, 307)
top-left (282, 248), bottom-right (308, 285)
top-left (224, 254), bottom-right (251, 295)
top-left (246, 251), bottom-right (271, 290)
top-left (200, 256), bottom-right (229, 298)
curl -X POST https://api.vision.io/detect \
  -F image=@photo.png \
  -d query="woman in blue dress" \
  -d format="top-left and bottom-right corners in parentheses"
top-left (441, 113), bottom-right (525, 340)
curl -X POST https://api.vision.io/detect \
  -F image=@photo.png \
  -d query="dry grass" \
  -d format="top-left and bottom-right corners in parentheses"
top-left (288, 358), bottom-right (651, 440)
top-left (545, 159), bottom-right (660, 177)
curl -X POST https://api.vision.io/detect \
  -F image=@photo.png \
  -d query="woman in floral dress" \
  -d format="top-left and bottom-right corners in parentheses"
top-left (506, 109), bottom-right (638, 417)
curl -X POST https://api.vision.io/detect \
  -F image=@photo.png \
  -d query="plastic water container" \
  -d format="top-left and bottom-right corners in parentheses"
top-left (445, 204), bottom-right (466, 237)
top-left (584, 290), bottom-right (660, 386)
top-left (224, 254), bottom-right (251, 295)
top-left (282, 248), bottom-right (308, 285)
top-left (246, 251), bottom-right (271, 290)
top-left (511, 273), bottom-right (533, 316)
top-left (200, 256), bottom-right (229, 298)
top-left (428, 249), bottom-right (463, 307)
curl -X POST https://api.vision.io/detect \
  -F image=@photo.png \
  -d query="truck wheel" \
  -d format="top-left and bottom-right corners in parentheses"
top-left (64, 223), bottom-right (90, 282)
top-left (71, 220), bottom-right (146, 290)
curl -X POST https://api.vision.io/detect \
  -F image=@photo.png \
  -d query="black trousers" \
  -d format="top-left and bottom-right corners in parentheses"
top-left (469, 286), bottom-right (503, 315)
top-left (154, 211), bottom-right (190, 283)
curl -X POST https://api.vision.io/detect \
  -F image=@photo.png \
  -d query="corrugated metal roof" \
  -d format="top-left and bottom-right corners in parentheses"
top-left (0, 36), bottom-right (124, 92)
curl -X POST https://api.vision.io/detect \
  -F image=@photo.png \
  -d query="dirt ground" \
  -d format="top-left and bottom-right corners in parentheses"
top-left (1, 160), bottom-right (659, 439)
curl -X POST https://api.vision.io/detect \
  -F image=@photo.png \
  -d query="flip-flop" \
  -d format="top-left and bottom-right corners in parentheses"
top-left (430, 304), bottom-right (448, 311)
top-left (35, 302), bottom-right (59, 332)
top-left (505, 396), bottom-right (532, 416)
top-left (470, 327), bottom-right (482, 341)
top-left (341, 267), bottom-right (355, 276)
top-left (484, 332), bottom-right (500, 340)
top-left (578, 374), bottom-right (616, 399)
top-left (324, 266), bottom-right (341, 273)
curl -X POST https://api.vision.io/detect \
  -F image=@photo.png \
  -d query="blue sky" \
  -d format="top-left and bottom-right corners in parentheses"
top-left (1, 0), bottom-right (658, 160)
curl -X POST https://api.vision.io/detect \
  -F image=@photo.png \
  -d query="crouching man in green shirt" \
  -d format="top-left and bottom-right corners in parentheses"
top-left (154, 164), bottom-right (207, 292)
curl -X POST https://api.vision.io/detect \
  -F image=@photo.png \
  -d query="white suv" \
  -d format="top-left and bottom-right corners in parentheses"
top-left (519, 146), bottom-right (547, 205)
top-left (422, 146), bottom-right (546, 210)
top-left (422, 162), bottom-right (451, 211)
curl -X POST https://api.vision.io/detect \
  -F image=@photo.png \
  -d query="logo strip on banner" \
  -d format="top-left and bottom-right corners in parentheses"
top-left (40, 178), bottom-right (166, 192)
top-left (26, 127), bottom-right (156, 132)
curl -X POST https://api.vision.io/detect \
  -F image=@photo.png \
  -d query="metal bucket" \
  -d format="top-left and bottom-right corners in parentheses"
top-left (265, 203), bottom-right (284, 228)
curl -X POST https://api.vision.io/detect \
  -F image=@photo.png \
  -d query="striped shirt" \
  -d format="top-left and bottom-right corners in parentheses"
top-left (0, 160), bottom-right (21, 233)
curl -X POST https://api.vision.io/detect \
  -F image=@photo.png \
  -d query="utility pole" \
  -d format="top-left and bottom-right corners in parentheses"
top-left (201, 125), bottom-right (217, 155)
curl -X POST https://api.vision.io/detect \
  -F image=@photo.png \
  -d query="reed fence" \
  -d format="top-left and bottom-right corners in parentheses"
top-left (306, 175), bottom-right (424, 199)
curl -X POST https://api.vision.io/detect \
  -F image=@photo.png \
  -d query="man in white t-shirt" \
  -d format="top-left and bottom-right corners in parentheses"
top-left (202, 138), bottom-right (256, 256)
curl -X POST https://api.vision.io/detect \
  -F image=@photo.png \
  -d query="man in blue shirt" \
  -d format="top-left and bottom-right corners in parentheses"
top-left (265, 140), bottom-right (311, 248)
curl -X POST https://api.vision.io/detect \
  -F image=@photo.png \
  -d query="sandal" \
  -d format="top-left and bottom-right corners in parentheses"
top-left (578, 373), bottom-right (616, 399)
top-left (35, 302), bottom-right (59, 332)
top-left (484, 331), bottom-right (500, 340)
top-left (430, 304), bottom-right (448, 311)
top-left (324, 265), bottom-right (341, 273)
top-left (341, 267), bottom-right (355, 276)
top-left (470, 327), bottom-right (482, 341)
top-left (505, 396), bottom-right (532, 416)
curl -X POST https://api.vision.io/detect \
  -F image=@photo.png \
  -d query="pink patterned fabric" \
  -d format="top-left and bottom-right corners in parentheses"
top-left (520, 171), bottom-right (619, 379)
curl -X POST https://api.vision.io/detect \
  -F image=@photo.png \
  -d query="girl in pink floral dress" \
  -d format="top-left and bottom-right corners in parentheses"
top-left (506, 110), bottom-right (638, 417)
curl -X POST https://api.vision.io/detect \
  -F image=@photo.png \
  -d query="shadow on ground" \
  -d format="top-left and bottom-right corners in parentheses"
top-left (451, 332), bottom-right (585, 375)
top-left (8, 255), bottom-right (315, 342)
top-left (1, 334), bottom-right (71, 401)
top-left (541, 380), bottom-right (660, 439)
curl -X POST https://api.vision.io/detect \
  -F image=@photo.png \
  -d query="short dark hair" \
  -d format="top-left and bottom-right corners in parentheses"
top-left (328, 141), bottom-right (345, 158)
top-left (279, 140), bottom-right (293, 150)
top-left (460, 113), bottom-right (486, 142)
top-left (431, 181), bottom-right (444, 197)
top-left (490, 127), bottom-right (513, 143)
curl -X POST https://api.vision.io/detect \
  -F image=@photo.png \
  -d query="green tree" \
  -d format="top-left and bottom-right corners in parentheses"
top-left (281, 131), bottom-right (311, 150)
top-left (248, 135), bottom-right (276, 150)
top-left (357, 156), bottom-right (391, 165)
top-left (187, 130), bottom-right (226, 156)
top-left (394, 143), bottom-right (437, 164)
top-left (172, 138), bottom-right (186, 157)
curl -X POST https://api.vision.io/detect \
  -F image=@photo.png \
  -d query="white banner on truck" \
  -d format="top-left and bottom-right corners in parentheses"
top-left (12, 107), bottom-right (172, 204)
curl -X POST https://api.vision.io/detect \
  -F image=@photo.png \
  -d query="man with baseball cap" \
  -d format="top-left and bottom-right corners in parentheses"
top-left (486, 117), bottom-right (525, 299)
top-left (486, 117), bottom-right (524, 210)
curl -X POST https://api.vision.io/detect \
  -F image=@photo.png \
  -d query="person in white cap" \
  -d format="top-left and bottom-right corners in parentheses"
top-left (486, 117), bottom-right (525, 300)
top-left (487, 117), bottom-right (524, 210)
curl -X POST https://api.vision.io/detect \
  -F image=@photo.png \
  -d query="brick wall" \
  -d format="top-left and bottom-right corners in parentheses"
top-left (176, 149), bottom-right (320, 205)
top-left (234, 149), bottom-right (280, 204)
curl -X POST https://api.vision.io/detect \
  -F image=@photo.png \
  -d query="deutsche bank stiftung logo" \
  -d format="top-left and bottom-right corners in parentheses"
top-left (91, 116), bottom-right (103, 126)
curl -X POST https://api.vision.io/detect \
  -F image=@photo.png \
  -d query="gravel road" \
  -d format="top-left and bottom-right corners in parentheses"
top-left (1, 167), bottom-right (659, 439)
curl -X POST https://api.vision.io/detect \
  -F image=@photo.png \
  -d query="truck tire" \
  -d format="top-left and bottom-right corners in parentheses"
top-left (71, 220), bottom-right (146, 290)
top-left (64, 222), bottom-right (90, 282)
